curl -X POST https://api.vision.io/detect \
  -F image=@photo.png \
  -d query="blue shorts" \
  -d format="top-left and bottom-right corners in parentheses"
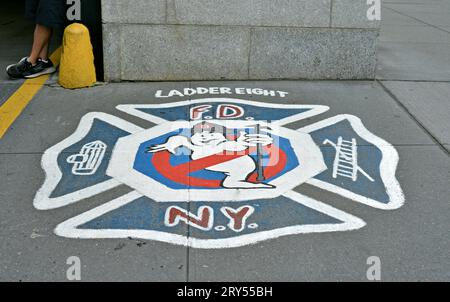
top-left (25, 0), bottom-right (67, 29)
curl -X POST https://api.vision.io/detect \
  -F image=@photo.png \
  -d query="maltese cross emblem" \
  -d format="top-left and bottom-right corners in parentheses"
top-left (35, 98), bottom-right (404, 248)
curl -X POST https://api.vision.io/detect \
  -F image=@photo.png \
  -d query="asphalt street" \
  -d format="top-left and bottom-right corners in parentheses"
top-left (0, 1), bottom-right (448, 281)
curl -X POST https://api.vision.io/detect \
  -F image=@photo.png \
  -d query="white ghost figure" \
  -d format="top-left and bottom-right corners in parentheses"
top-left (148, 122), bottom-right (274, 189)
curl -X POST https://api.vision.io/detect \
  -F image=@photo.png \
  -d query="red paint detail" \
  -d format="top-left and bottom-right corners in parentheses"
top-left (151, 145), bottom-right (287, 188)
top-left (247, 145), bottom-right (287, 183)
top-left (190, 105), bottom-right (212, 120)
top-left (217, 104), bottom-right (243, 119)
top-left (152, 150), bottom-right (250, 188)
top-left (224, 206), bottom-right (251, 231)
top-left (168, 207), bottom-right (211, 229)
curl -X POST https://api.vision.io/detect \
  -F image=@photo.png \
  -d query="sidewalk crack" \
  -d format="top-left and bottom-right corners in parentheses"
top-left (377, 80), bottom-right (449, 156)
top-left (384, 6), bottom-right (450, 35)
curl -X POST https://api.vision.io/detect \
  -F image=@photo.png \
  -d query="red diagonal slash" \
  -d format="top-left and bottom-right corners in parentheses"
top-left (151, 145), bottom-right (286, 188)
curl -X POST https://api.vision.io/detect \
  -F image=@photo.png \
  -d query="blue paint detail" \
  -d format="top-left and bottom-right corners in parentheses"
top-left (132, 130), bottom-right (191, 190)
top-left (78, 195), bottom-right (343, 239)
top-left (132, 128), bottom-right (299, 189)
top-left (136, 103), bottom-right (312, 122)
top-left (310, 120), bottom-right (390, 204)
top-left (50, 119), bottom-right (131, 198)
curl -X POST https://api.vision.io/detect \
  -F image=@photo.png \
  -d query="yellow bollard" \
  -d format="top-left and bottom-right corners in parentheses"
top-left (59, 23), bottom-right (96, 89)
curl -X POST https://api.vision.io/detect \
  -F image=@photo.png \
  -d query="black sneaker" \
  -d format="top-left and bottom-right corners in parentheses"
top-left (6, 57), bottom-right (33, 79)
top-left (23, 58), bottom-right (56, 78)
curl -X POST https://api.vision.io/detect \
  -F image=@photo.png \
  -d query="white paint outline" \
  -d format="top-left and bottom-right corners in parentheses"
top-left (66, 140), bottom-right (107, 176)
top-left (116, 98), bottom-right (330, 126)
top-left (34, 112), bottom-right (143, 210)
top-left (54, 190), bottom-right (366, 249)
top-left (106, 120), bottom-right (327, 202)
top-left (299, 114), bottom-right (404, 210)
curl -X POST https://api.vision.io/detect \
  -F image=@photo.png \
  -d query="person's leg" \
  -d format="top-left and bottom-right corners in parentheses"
top-left (7, 23), bottom-right (55, 79)
top-left (28, 24), bottom-right (52, 64)
top-left (7, 0), bottom-right (63, 78)
top-left (38, 37), bottom-right (50, 61)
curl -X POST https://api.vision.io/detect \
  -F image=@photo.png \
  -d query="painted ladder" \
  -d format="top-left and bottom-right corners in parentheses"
top-left (323, 137), bottom-right (374, 182)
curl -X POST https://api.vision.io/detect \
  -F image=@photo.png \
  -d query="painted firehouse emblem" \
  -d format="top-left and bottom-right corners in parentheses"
top-left (34, 98), bottom-right (404, 248)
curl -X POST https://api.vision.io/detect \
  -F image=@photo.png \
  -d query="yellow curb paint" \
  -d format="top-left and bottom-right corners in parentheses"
top-left (0, 47), bottom-right (61, 139)
top-left (59, 23), bottom-right (96, 89)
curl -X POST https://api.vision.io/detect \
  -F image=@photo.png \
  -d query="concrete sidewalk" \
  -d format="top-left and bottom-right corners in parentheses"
top-left (377, 0), bottom-right (450, 154)
top-left (0, 1), bottom-right (448, 281)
